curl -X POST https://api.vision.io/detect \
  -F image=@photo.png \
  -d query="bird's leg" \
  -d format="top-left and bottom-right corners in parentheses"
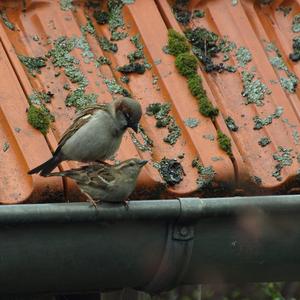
top-left (122, 199), bottom-right (129, 210)
top-left (83, 192), bottom-right (98, 208)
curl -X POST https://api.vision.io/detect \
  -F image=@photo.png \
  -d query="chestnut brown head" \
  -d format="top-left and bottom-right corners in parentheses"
top-left (115, 97), bottom-right (142, 132)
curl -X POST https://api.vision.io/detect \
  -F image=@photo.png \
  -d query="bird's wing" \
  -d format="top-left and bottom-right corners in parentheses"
top-left (48, 163), bottom-right (115, 189)
top-left (57, 104), bottom-right (109, 150)
top-left (87, 164), bottom-right (116, 189)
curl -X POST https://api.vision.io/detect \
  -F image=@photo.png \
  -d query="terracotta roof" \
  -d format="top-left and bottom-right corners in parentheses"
top-left (0, 0), bottom-right (300, 204)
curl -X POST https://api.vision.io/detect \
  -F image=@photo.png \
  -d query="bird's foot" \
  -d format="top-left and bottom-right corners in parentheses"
top-left (123, 200), bottom-right (129, 210)
top-left (84, 193), bottom-right (99, 208)
top-left (88, 198), bottom-right (98, 208)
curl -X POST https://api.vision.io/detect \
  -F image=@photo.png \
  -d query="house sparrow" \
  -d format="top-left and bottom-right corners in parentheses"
top-left (46, 158), bottom-right (148, 206)
top-left (28, 97), bottom-right (142, 176)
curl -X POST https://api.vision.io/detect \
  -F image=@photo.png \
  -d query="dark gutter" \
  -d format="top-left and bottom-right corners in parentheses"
top-left (0, 196), bottom-right (300, 295)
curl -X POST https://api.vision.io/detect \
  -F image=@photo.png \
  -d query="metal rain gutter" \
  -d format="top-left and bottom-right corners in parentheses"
top-left (1, 195), bottom-right (300, 295)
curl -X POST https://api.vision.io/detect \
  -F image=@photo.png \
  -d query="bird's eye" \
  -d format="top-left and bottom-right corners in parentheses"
top-left (124, 112), bottom-right (131, 121)
top-left (129, 162), bottom-right (135, 167)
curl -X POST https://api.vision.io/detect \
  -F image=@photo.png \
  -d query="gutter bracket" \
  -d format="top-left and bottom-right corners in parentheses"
top-left (143, 199), bottom-right (195, 294)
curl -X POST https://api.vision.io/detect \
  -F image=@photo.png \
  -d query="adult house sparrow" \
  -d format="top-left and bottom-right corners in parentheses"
top-left (46, 158), bottom-right (148, 206)
top-left (28, 97), bottom-right (142, 176)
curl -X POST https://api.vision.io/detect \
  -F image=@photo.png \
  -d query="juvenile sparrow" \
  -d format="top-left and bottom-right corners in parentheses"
top-left (47, 158), bottom-right (148, 206)
top-left (28, 97), bottom-right (142, 176)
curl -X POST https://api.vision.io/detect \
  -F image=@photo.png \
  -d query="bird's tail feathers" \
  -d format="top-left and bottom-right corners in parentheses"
top-left (46, 169), bottom-right (85, 181)
top-left (46, 170), bottom-right (72, 177)
top-left (28, 155), bottom-right (62, 176)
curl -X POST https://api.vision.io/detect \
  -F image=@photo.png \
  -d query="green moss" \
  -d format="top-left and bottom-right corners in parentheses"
top-left (120, 75), bottom-right (129, 84)
top-left (219, 37), bottom-right (237, 54)
top-left (172, 6), bottom-right (191, 25)
top-left (127, 50), bottom-right (144, 63)
top-left (184, 118), bottom-right (199, 128)
top-left (18, 55), bottom-right (47, 76)
top-left (193, 10), bottom-right (205, 18)
top-left (289, 36), bottom-right (300, 62)
top-left (241, 70), bottom-right (270, 106)
top-left (47, 36), bottom-right (76, 68)
top-left (146, 102), bottom-right (170, 116)
top-left (167, 29), bottom-right (190, 56)
top-left (3, 142), bottom-right (9, 152)
top-left (104, 79), bottom-right (131, 97)
top-left (111, 31), bottom-right (128, 41)
top-left (258, 137), bottom-right (271, 147)
top-left (167, 29), bottom-right (219, 121)
top-left (225, 116), bottom-right (238, 132)
top-left (117, 63), bottom-right (146, 74)
top-left (269, 56), bottom-right (287, 71)
top-left (175, 52), bottom-right (198, 77)
top-left (0, 10), bottom-right (15, 31)
top-left (146, 103), bottom-right (181, 145)
top-left (280, 74), bottom-right (298, 93)
top-left (47, 36), bottom-right (90, 89)
top-left (192, 158), bottom-right (216, 189)
top-left (253, 107), bottom-right (283, 130)
top-left (80, 18), bottom-right (96, 36)
top-left (164, 120), bottom-right (181, 145)
top-left (185, 27), bottom-right (219, 61)
top-left (96, 56), bottom-right (111, 66)
top-left (292, 14), bottom-right (300, 33)
top-left (63, 83), bottom-right (70, 90)
top-left (130, 34), bottom-right (143, 50)
top-left (252, 176), bottom-right (262, 185)
top-left (102, 0), bottom-right (127, 41)
top-left (29, 91), bottom-right (53, 105)
top-left (129, 125), bottom-right (153, 152)
top-left (272, 146), bottom-right (293, 181)
top-left (107, 0), bottom-right (124, 32)
top-left (126, 34), bottom-right (151, 70)
top-left (187, 75), bottom-right (219, 120)
top-left (93, 10), bottom-right (109, 24)
top-left (293, 129), bottom-right (300, 145)
top-left (64, 65), bottom-right (88, 88)
top-left (171, 0), bottom-right (191, 24)
top-left (98, 36), bottom-right (118, 53)
top-left (154, 158), bottom-right (184, 185)
top-left (187, 75), bottom-right (202, 97)
top-left (276, 6), bottom-right (292, 17)
top-left (265, 41), bottom-right (299, 93)
top-left (60, 0), bottom-right (74, 11)
top-left (156, 116), bottom-right (172, 128)
top-left (235, 46), bottom-right (252, 67)
top-left (217, 130), bottom-right (233, 157)
top-left (32, 35), bottom-right (40, 42)
top-left (72, 36), bottom-right (94, 63)
top-left (121, 0), bottom-right (135, 3)
top-left (65, 88), bottom-right (98, 110)
top-left (185, 27), bottom-right (236, 73)
top-left (203, 134), bottom-right (215, 141)
top-left (198, 97), bottom-right (219, 120)
top-left (27, 105), bottom-right (52, 135)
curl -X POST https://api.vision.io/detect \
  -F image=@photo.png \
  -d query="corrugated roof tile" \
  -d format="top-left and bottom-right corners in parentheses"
top-left (0, 0), bottom-right (300, 203)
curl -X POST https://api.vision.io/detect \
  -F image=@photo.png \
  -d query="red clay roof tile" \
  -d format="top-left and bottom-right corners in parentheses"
top-left (0, 0), bottom-right (300, 203)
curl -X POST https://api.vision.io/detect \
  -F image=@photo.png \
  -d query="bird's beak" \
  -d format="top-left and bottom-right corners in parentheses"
top-left (139, 160), bottom-right (148, 166)
top-left (131, 123), bottom-right (139, 133)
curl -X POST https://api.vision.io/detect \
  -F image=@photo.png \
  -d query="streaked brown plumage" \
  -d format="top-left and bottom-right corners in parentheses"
top-left (46, 158), bottom-right (148, 206)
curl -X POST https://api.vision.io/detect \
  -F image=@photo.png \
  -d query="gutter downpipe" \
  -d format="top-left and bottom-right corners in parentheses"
top-left (0, 195), bottom-right (300, 295)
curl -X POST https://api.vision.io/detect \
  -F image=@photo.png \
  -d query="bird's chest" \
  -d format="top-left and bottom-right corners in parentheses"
top-left (63, 113), bottom-right (123, 161)
top-left (105, 179), bottom-right (133, 202)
